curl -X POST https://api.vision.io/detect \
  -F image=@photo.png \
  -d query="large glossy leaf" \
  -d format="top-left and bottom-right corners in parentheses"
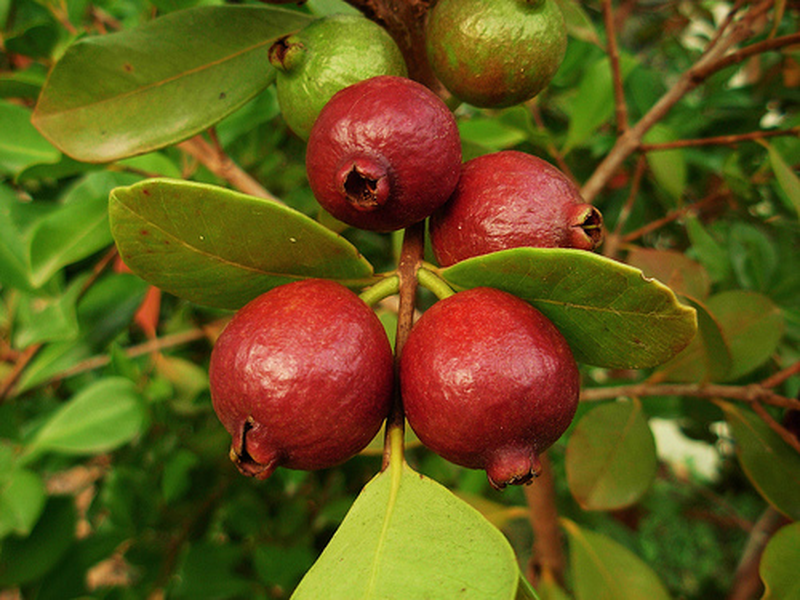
top-left (721, 402), bottom-right (800, 521)
top-left (760, 522), bottom-right (800, 600)
top-left (565, 399), bottom-right (657, 511)
top-left (292, 460), bottom-right (529, 599)
top-left (0, 101), bottom-right (59, 175)
top-left (440, 248), bottom-right (697, 369)
top-left (32, 6), bottom-right (313, 162)
top-left (110, 179), bottom-right (377, 309)
top-left (563, 519), bottom-right (671, 600)
top-left (22, 377), bottom-right (146, 462)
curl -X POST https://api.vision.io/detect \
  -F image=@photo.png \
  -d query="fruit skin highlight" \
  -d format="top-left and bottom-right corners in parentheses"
top-left (399, 287), bottom-right (580, 489)
top-left (209, 279), bottom-right (393, 480)
top-left (306, 75), bottom-right (462, 232)
top-left (430, 150), bottom-right (604, 267)
top-left (269, 15), bottom-right (407, 140)
top-left (426, 0), bottom-right (568, 108)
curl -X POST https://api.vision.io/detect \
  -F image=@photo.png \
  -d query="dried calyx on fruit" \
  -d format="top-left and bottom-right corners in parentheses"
top-left (306, 75), bottom-right (462, 232)
top-left (269, 15), bottom-right (407, 140)
top-left (209, 279), bottom-right (393, 480)
top-left (399, 287), bottom-right (580, 490)
top-left (426, 0), bottom-right (567, 108)
top-left (430, 150), bottom-right (604, 267)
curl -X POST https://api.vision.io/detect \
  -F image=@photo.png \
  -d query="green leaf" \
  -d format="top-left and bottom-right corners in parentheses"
top-left (764, 141), bottom-right (800, 216)
top-left (29, 172), bottom-right (140, 288)
top-left (554, 0), bottom-right (601, 47)
top-left (685, 214), bottom-right (731, 284)
top-left (565, 399), bottom-right (657, 510)
top-left (292, 461), bottom-right (526, 599)
top-left (0, 468), bottom-right (46, 539)
top-left (110, 179), bottom-right (377, 309)
top-left (707, 291), bottom-right (784, 381)
top-left (563, 519), bottom-right (672, 600)
top-left (24, 377), bottom-right (146, 460)
top-left (721, 402), bottom-right (800, 521)
top-left (760, 522), bottom-right (800, 600)
top-left (656, 297), bottom-right (733, 383)
top-left (172, 542), bottom-right (251, 599)
top-left (440, 248), bottom-right (697, 369)
top-left (14, 277), bottom-right (85, 347)
top-left (643, 123), bottom-right (687, 202)
top-left (32, 6), bottom-right (313, 162)
top-left (0, 496), bottom-right (76, 587)
top-left (0, 100), bottom-right (60, 175)
top-left (0, 183), bottom-right (33, 290)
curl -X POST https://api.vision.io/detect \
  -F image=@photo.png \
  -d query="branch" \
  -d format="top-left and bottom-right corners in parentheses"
top-left (640, 127), bottom-right (799, 152)
top-left (580, 382), bottom-right (800, 411)
top-left (727, 507), bottom-right (789, 600)
top-left (602, 0), bottom-right (628, 135)
top-left (524, 453), bottom-right (567, 587)
top-left (581, 0), bottom-right (777, 202)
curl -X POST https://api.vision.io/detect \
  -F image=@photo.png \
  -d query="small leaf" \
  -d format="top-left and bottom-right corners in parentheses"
top-left (110, 179), bottom-right (377, 309)
top-left (764, 141), bottom-right (800, 216)
top-left (554, 0), bottom-right (601, 47)
top-left (643, 124), bottom-right (687, 202)
top-left (760, 522), bottom-right (800, 600)
top-left (0, 100), bottom-right (60, 176)
top-left (565, 399), bottom-right (657, 510)
top-left (292, 461), bottom-right (525, 599)
top-left (0, 468), bottom-right (46, 539)
top-left (32, 6), bottom-right (313, 162)
top-left (0, 183), bottom-right (33, 290)
top-left (721, 402), bottom-right (800, 521)
top-left (707, 290), bottom-right (784, 381)
top-left (441, 248), bottom-right (697, 369)
top-left (685, 214), bottom-right (731, 284)
top-left (563, 519), bottom-right (672, 600)
top-left (24, 377), bottom-right (146, 460)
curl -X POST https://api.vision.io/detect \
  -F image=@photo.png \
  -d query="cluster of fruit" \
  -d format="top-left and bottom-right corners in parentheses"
top-left (209, 1), bottom-right (605, 490)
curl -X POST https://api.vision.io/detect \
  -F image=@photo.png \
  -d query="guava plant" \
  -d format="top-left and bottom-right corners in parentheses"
top-left (1, 0), bottom-right (798, 599)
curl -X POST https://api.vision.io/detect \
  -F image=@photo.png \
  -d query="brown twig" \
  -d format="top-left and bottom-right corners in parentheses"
top-left (602, 0), bottom-right (628, 135)
top-left (750, 401), bottom-right (800, 454)
top-left (524, 453), bottom-right (567, 587)
top-left (581, 0), bottom-right (778, 202)
top-left (619, 190), bottom-right (729, 243)
top-left (580, 382), bottom-right (800, 411)
top-left (177, 135), bottom-right (282, 203)
top-left (603, 155), bottom-right (647, 259)
top-left (727, 507), bottom-right (790, 600)
top-left (761, 360), bottom-right (800, 389)
top-left (382, 221), bottom-right (425, 470)
top-left (640, 127), bottom-right (800, 152)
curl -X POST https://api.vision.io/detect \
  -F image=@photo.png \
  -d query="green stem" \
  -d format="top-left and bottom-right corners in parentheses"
top-left (359, 274), bottom-right (400, 307)
top-left (417, 267), bottom-right (456, 300)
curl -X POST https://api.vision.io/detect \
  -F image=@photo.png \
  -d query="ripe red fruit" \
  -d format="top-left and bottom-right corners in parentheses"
top-left (429, 151), bottom-right (604, 267)
top-left (209, 279), bottom-right (393, 480)
top-left (399, 287), bottom-right (580, 489)
top-left (306, 75), bottom-right (462, 232)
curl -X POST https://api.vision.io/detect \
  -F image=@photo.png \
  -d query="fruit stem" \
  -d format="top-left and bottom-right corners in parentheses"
top-left (417, 266), bottom-right (456, 300)
top-left (381, 221), bottom-right (425, 470)
top-left (359, 274), bottom-right (400, 307)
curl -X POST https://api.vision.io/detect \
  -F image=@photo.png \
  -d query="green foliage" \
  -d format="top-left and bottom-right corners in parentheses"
top-left (1, 0), bottom-right (798, 599)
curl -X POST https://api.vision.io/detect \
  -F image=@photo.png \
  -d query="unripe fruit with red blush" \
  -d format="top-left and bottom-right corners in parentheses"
top-left (209, 279), bottom-right (393, 480)
top-left (399, 287), bottom-right (580, 489)
top-left (430, 151), bottom-right (604, 267)
top-left (306, 75), bottom-right (462, 232)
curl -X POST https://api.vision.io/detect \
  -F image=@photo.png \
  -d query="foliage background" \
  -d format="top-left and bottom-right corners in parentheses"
top-left (1, 0), bottom-right (798, 599)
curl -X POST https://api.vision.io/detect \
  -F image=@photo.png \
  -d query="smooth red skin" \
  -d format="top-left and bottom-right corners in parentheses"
top-left (209, 279), bottom-right (393, 478)
top-left (399, 287), bottom-right (579, 488)
top-left (430, 150), bottom-right (596, 266)
top-left (306, 76), bottom-right (462, 232)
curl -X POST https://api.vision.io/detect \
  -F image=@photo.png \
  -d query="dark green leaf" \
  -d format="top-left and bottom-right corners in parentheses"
top-left (0, 467), bottom-right (46, 539)
top-left (721, 402), bottom-right (800, 521)
top-left (728, 223), bottom-right (778, 293)
top-left (566, 399), bottom-right (657, 510)
top-left (765, 141), bottom-right (800, 216)
top-left (0, 183), bottom-right (33, 290)
top-left (0, 100), bottom-right (60, 175)
top-left (23, 377), bottom-right (146, 460)
top-left (760, 522), bottom-right (800, 600)
top-left (685, 215), bottom-right (731, 284)
top-left (32, 6), bottom-right (313, 162)
top-left (440, 248), bottom-right (697, 368)
top-left (171, 542), bottom-right (251, 599)
top-left (292, 461), bottom-right (525, 599)
top-left (110, 179), bottom-right (377, 309)
top-left (563, 519), bottom-right (671, 600)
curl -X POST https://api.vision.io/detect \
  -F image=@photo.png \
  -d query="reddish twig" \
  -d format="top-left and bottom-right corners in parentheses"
top-left (524, 453), bottom-right (567, 587)
top-left (640, 127), bottom-right (800, 152)
top-left (761, 360), bottom-right (800, 389)
top-left (750, 401), bottom-right (800, 454)
top-left (602, 0), bottom-right (628, 135)
top-left (619, 190), bottom-right (728, 243)
top-left (727, 507), bottom-right (790, 600)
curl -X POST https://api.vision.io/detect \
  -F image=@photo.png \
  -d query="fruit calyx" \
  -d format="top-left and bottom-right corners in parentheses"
top-left (229, 416), bottom-right (281, 480)
top-left (268, 35), bottom-right (305, 72)
top-left (571, 204), bottom-right (605, 250)
top-left (485, 447), bottom-right (543, 490)
top-left (337, 157), bottom-right (391, 211)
